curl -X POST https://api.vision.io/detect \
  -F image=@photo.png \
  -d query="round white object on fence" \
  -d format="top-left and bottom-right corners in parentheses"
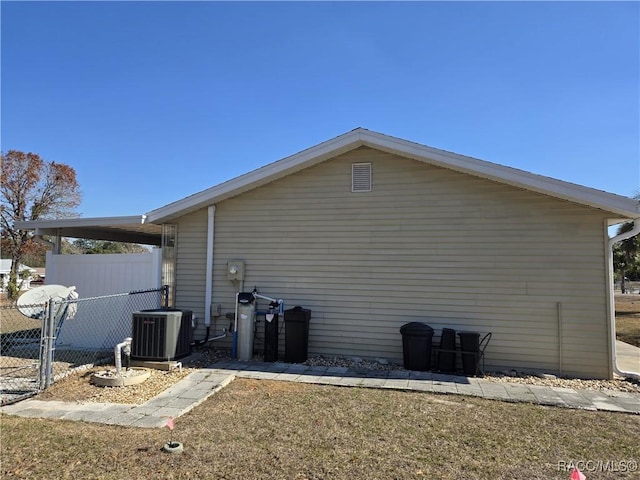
top-left (16, 285), bottom-right (76, 319)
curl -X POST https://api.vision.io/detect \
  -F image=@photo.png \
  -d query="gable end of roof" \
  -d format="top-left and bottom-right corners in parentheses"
top-left (145, 128), bottom-right (639, 223)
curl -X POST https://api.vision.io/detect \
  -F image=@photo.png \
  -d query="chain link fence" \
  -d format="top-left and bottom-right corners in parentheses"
top-left (0, 302), bottom-right (45, 404)
top-left (1, 287), bottom-right (167, 405)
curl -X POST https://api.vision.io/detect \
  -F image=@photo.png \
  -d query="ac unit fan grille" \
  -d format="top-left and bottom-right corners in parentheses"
top-left (131, 309), bottom-right (192, 361)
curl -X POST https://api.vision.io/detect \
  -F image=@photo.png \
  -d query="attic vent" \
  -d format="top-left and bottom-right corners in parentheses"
top-left (352, 163), bottom-right (372, 192)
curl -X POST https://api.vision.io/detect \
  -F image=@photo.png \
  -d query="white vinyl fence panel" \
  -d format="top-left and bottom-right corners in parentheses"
top-left (45, 249), bottom-right (162, 298)
top-left (43, 250), bottom-right (162, 350)
top-left (56, 289), bottom-right (165, 351)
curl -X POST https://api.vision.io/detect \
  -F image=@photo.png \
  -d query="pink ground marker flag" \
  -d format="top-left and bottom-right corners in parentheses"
top-left (570, 468), bottom-right (586, 480)
top-left (166, 417), bottom-right (175, 431)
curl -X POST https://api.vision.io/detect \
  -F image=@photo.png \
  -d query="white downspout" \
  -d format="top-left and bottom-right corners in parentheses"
top-left (607, 218), bottom-right (640, 381)
top-left (205, 205), bottom-right (216, 327)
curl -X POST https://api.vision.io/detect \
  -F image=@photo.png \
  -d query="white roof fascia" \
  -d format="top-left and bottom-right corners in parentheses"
top-left (15, 215), bottom-right (161, 245)
top-left (145, 128), bottom-right (639, 223)
top-left (15, 215), bottom-right (147, 231)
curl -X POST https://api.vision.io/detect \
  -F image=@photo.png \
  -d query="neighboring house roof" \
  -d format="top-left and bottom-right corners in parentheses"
top-left (33, 268), bottom-right (46, 277)
top-left (15, 128), bottom-right (640, 241)
top-left (0, 259), bottom-right (36, 274)
top-left (146, 128), bottom-right (640, 224)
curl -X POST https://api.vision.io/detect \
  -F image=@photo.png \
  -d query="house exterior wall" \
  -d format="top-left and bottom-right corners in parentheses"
top-left (173, 209), bottom-right (209, 329)
top-left (174, 146), bottom-right (612, 378)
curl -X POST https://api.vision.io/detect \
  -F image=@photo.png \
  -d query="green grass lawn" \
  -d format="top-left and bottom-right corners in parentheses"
top-left (617, 315), bottom-right (640, 347)
top-left (2, 379), bottom-right (639, 480)
top-left (616, 294), bottom-right (640, 347)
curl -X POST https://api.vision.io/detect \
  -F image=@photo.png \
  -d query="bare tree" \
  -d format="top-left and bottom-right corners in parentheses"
top-left (1, 150), bottom-right (81, 298)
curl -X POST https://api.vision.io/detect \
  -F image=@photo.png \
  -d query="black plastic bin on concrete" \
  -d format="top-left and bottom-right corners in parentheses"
top-left (399, 322), bottom-right (434, 371)
top-left (437, 327), bottom-right (457, 373)
top-left (263, 304), bottom-right (279, 362)
top-left (458, 331), bottom-right (481, 376)
top-left (284, 306), bottom-right (311, 363)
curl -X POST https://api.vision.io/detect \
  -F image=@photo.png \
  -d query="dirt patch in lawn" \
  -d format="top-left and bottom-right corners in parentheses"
top-left (616, 294), bottom-right (640, 347)
top-left (35, 364), bottom-right (195, 404)
top-left (34, 346), bottom-right (232, 405)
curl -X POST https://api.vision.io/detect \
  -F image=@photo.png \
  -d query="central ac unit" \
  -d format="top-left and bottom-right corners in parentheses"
top-left (131, 309), bottom-right (192, 361)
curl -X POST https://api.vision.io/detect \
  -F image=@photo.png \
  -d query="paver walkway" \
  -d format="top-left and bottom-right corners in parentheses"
top-left (617, 340), bottom-right (640, 373)
top-left (2, 360), bottom-right (638, 428)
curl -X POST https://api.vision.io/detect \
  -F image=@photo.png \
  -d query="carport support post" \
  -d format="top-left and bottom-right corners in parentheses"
top-left (39, 299), bottom-right (56, 389)
top-left (38, 303), bottom-right (48, 389)
top-left (162, 285), bottom-right (170, 308)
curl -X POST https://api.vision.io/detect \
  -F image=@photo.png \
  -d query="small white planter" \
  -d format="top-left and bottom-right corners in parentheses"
top-left (90, 367), bottom-right (151, 387)
top-left (163, 442), bottom-right (184, 454)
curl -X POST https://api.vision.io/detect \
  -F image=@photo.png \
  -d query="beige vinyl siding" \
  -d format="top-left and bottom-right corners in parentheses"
top-left (174, 209), bottom-right (208, 336)
top-left (174, 146), bottom-right (611, 378)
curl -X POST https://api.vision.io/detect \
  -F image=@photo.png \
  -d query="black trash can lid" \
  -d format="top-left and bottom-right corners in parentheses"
top-left (457, 330), bottom-right (480, 338)
top-left (284, 306), bottom-right (311, 322)
top-left (285, 306), bottom-right (310, 313)
top-left (400, 322), bottom-right (434, 335)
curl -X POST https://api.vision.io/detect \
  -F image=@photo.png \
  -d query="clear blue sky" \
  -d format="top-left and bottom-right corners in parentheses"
top-left (2, 1), bottom-right (639, 218)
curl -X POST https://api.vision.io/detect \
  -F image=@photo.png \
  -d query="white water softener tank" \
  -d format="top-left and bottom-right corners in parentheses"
top-left (237, 292), bottom-right (256, 361)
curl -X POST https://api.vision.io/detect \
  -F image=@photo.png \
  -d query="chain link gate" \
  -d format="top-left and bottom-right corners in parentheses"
top-left (1, 286), bottom-right (167, 405)
top-left (0, 301), bottom-right (46, 404)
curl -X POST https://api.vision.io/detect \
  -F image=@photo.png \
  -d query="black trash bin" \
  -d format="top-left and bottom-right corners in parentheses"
top-left (263, 302), bottom-right (279, 362)
top-left (399, 322), bottom-right (434, 371)
top-left (458, 331), bottom-right (481, 376)
top-left (284, 306), bottom-right (311, 363)
top-left (437, 328), bottom-right (457, 373)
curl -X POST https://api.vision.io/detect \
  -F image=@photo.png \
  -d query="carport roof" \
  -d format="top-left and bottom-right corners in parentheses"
top-left (15, 216), bottom-right (162, 246)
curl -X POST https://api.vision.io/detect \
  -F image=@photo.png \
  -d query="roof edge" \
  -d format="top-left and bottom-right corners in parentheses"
top-left (145, 128), bottom-right (639, 223)
top-left (357, 130), bottom-right (640, 218)
top-left (15, 215), bottom-right (148, 230)
top-left (145, 129), bottom-right (368, 223)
